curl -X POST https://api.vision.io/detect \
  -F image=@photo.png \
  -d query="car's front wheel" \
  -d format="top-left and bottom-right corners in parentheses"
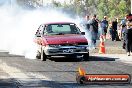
top-left (83, 52), bottom-right (89, 61)
top-left (36, 51), bottom-right (41, 59)
top-left (41, 49), bottom-right (47, 61)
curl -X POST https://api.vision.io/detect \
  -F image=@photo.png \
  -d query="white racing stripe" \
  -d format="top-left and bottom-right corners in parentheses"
top-left (0, 59), bottom-right (51, 86)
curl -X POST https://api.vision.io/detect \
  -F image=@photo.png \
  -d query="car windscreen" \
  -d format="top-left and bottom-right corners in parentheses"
top-left (44, 24), bottom-right (80, 35)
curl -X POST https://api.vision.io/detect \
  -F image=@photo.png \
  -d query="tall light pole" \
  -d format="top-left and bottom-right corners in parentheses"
top-left (131, 0), bottom-right (132, 14)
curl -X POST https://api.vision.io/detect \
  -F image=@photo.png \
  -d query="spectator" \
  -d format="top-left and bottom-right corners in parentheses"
top-left (124, 21), bottom-right (132, 56)
top-left (85, 15), bottom-right (91, 30)
top-left (111, 18), bottom-right (118, 41)
top-left (126, 13), bottom-right (132, 22)
top-left (121, 17), bottom-right (127, 27)
top-left (90, 14), bottom-right (99, 48)
top-left (80, 15), bottom-right (91, 30)
top-left (117, 24), bottom-right (122, 40)
top-left (120, 16), bottom-right (127, 39)
top-left (109, 20), bottom-right (113, 40)
top-left (98, 21), bottom-right (104, 38)
top-left (101, 16), bottom-right (108, 40)
top-left (122, 25), bottom-right (127, 49)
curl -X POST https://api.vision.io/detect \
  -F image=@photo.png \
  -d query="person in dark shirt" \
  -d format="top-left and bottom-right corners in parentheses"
top-left (91, 14), bottom-right (98, 33)
top-left (124, 21), bottom-right (132, 56)
top-left (90, 14), bottom-right (99, 48)
top-left (101, 16), bottom-right (108, 40)
top-left (112, 18), bottom-right (118, 41)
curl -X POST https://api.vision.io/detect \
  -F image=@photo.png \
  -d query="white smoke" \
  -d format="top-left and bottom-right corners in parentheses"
top-left (0, 2), bottom-right (74, 59)
top-left (0, 1), bottom-right (91, 59)
top-left (75, 17), bottom-right (92, 49)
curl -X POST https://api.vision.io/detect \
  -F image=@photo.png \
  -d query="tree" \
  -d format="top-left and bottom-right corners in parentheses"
top-left (16, 0), bottom-right (131, 19)
top-left (51, 0), bottom-right (62, 7)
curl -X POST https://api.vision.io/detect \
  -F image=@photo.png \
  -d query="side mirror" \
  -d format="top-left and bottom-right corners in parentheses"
top-left (35, 30), bottom-right (41, 37)
top-left (81, 32), bottom-right (85, 35)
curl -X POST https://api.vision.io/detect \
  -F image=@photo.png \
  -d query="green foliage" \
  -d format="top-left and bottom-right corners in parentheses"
top-left (117, 0), bottom-right (127, 17)
top-left (67, 0), bottom-right (130, 20)
top-left (51, 0), bottom-right (62, 7)
top-left (15, 0), bottom-right (131, 20)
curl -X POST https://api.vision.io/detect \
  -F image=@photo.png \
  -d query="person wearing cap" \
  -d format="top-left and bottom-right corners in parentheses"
top-left (124, 21), bottom-right (132, 56)
top-left (101, 16), bottom-right (108, 40)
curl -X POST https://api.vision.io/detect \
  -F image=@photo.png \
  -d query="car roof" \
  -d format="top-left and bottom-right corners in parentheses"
top-left (43, 22), bottom-right (75, 25)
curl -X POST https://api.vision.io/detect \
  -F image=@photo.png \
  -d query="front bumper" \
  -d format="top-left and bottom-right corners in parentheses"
top-left (43, 45), bottom-right (89, 56)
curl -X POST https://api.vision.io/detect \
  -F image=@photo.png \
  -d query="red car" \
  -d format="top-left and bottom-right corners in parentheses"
top-left (34, 22), bottom-right (89, 61)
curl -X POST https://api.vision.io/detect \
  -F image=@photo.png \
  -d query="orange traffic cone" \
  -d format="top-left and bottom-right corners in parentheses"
top-left (78, 67), bottom-right (86, 76)
top-left (99, 35), bottom-right (105, 54)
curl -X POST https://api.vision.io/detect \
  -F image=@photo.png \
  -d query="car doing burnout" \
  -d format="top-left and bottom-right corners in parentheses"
top-left (34, 22), bottom-right (89, 61)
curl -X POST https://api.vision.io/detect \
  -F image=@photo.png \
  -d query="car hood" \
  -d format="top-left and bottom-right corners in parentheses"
top-left (43, 34), bottom-right (88, 45)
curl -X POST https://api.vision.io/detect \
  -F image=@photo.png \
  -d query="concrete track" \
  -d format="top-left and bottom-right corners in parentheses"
top-left (0, 51), bottom-right (132, 88)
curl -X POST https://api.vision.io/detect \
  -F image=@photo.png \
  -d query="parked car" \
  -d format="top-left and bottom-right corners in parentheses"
top-left (34, 22), bottom-right (89, 61)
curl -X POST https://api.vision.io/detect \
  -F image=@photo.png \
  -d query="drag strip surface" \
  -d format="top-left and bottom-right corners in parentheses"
top-left (0, 52), bottom-right (132, 88)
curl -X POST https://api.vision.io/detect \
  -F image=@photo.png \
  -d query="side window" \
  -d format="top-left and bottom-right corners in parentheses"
top-left (70, 24), bottom-right (80, 34)
top-left (39, 25), bottom-right (45, 33)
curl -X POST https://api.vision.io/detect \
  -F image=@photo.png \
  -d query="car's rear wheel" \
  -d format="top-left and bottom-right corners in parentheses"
top-left (83, 52), bottom-right (89, 61)
top-left (41, 49), bottom-right (47, 61)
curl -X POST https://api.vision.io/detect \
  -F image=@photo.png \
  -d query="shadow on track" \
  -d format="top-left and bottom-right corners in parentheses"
top-left (0, 78), bottom-right (18, 88)
top-left (89, 56), bottom-right (119, 61)
top-left (48, 56), bottom-right (119, 62)
top-left (0, 51), bottom-right (119, 62)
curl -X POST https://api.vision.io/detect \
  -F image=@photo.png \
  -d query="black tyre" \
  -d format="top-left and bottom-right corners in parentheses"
top-left (36, 51), bottom-right (41, 59)
top-left (41, 49), bottom-right (47, 61)
top-left (83, 52), bottom-right (89, 61)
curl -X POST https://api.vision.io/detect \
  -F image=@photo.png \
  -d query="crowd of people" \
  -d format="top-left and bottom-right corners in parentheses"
top-left (82, 13), bottom-right (132, 56)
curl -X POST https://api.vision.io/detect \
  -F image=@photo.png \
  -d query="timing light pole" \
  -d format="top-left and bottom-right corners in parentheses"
top-left (131, 0), bottom-right (132, 14)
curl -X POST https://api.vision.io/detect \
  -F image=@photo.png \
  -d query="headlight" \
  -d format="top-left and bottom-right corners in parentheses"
top-left (48, 44), bottom-right (61, 47)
